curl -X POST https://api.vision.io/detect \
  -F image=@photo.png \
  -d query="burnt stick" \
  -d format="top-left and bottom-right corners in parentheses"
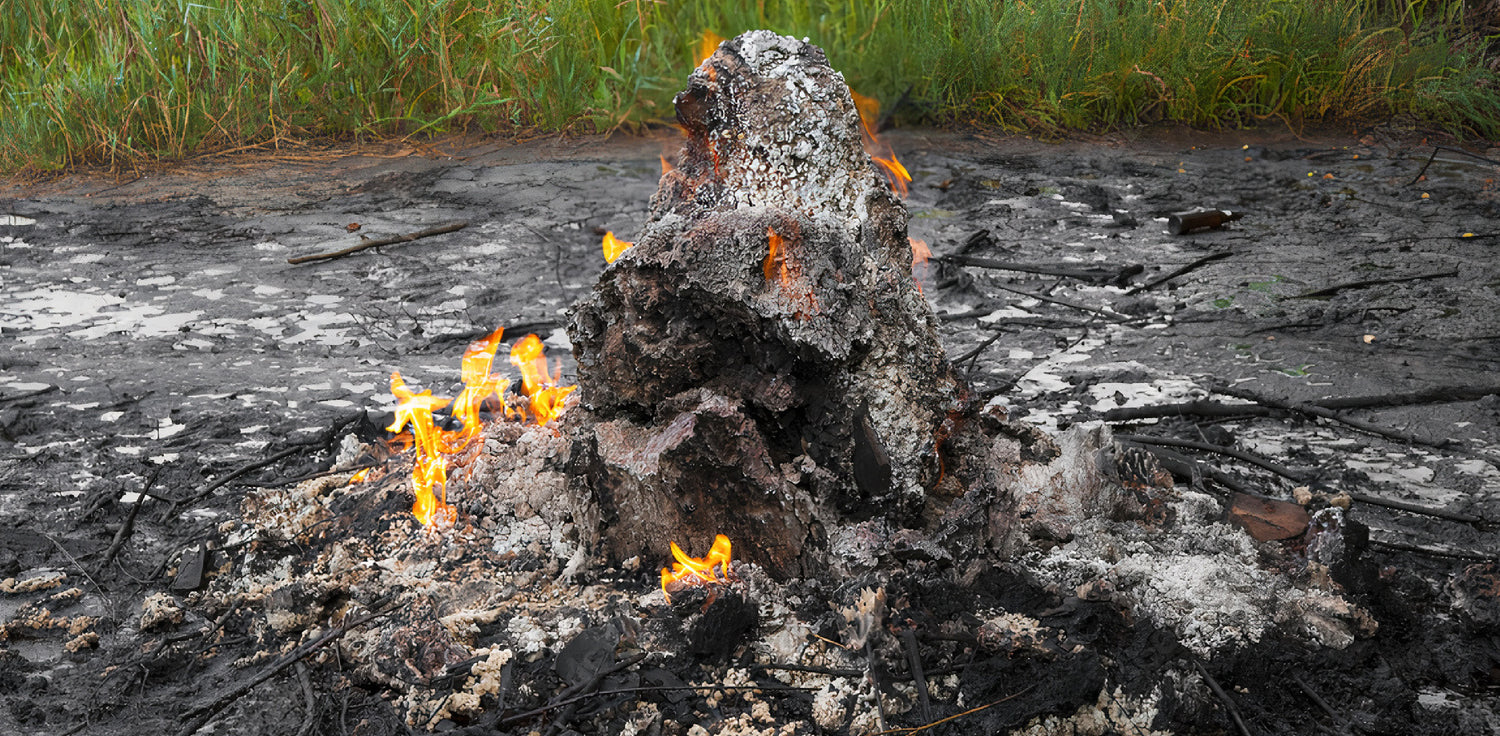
top-left (988, 281), bottom-right (1132, 323)
top-left (1407, 145), bottom-right (1500, 186)
top-left (295, 662), bottom-right (317, 736)
top-left (496, 684), bottom-right (820, 727)
top-left (1193, 659), bottom-right (1253, 736)
top-left (286, 221), bottom-right (468, 265)
top-left (1124, 443), bottom-right (1253, 496)
top-left (937, 253), bottom-right (1142, 284)
top-left (1290, 673), bottom-right (1349, 730)
top-left (1368, 538), bottom-right (1500, 561)
top-left (93, 466), bottom-right (159, 575)
top-left (175, 598), bottom-right (396, 736)
top-left (1101, 401), bottom-right (1277, 422)
top-left (1211, 383), bottom-right (1499, 468)
top-left (899, 628), bottom-right (934, 724)
top-left (1293, 269), bottom-right (1457, 299)
top-left (1125, 250), bottom-right (1233, 295)
top-left (1116, 433), bottom-right (1490, 526)
top-left (1311, 384), bottom-right (1500, 410)
top-left (870, 685), bottom-right (1034, 736)
top-left (1115, 434), bottom-right (1306, 482)
top-left (173, 445), bottom-right (304, 510)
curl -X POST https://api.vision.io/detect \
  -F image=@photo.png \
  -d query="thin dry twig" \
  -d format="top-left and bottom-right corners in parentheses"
top-left (176, 598), bottom-right (397, 736)
top-left (872, 685), bottom-right (1035, 735)
top-left (287, 221), bottom-right (468, 265)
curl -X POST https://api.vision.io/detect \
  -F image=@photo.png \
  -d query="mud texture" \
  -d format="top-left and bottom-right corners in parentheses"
top-left (2, 123), bottom-right (1499, 735)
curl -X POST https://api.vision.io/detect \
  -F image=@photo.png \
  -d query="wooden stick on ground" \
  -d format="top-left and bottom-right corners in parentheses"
top-left (937, 254), bottom-right (1142, 284)
top-left (1125, 250), bottom-right (1233, 295)
top-left (1293, 269), bottom-right (1457, 299)
top-left (287, 221), bottom-right (468, 265)
top-left (176, 599), bottom-right (396, 736)
top-left (1211, 383), bottom-right (1450, 450)
top-left (1117, 434), bottom-right (1490, 526)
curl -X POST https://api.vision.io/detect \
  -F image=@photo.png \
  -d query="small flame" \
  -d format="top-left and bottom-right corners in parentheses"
top-left (602, 231), bottom-right (633, 264)
top-left (384, 325), bottom-right (576, 525)
top-left (661, 533), bottom-right (734, 602)
top-left (387, 372), bottom-right (456, 526)
top-left (909, 237), bottom-right (931, 293)
top-left (850, 90), bottom-right (912, 197)
top-left (509, 334), bottom-right (578, 426)
top-left (695, 30), bottom-right (725, 67)
top-left (763, 226), bottom-right (820, 319)
top-left (443, 327), bottom-right (510, 453)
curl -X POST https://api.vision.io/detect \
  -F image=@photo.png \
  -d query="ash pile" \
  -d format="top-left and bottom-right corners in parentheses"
top-left (146, 31), bottom-right (1497, 735)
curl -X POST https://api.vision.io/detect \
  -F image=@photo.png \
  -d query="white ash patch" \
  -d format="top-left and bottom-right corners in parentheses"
top-left (1030, 490), bottom-right (1363, 657)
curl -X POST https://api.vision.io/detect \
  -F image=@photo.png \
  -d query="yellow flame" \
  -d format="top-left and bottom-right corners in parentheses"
top-left (850, 90), bottom-right (912, 197)
top-left (661, 534), bottom-right (734, 602)
top-left (603, 231), bottom-right (633, 264)
top-left (695, 30), bottom-right (725, 67)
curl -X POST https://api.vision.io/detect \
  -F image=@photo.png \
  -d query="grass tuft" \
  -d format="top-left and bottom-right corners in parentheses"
top-left (1, 0), bottom-right (1495, 171)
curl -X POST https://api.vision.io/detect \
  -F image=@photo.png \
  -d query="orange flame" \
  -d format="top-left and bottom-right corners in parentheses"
top-left (602, 231), bottom-right (633, 264)
top-left (509, 334), bottom-right (578, 426)
top-left (384, 325), bottom-right (576, 525)
top-left (763, 226), bottom-right (820, 319)
top-left (387, 372), bottom-right (456, 525)
top-left (443, 327), bottom-right (510, 453)
top-left (909, 237), bottom-right (931, 293)
top-left (850, 90), bottom-right (912, 197)
top-left (695, 30), bottom-right (725, 67)
top-left (661, 533), bottom-right (734, 602)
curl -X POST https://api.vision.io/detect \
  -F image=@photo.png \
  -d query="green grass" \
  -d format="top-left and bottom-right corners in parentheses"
top-left (2, 0), bottom-right (1496, 172)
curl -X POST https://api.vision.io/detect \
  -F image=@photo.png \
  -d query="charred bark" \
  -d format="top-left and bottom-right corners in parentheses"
top-left (567, 31), bottom-right (962, 575)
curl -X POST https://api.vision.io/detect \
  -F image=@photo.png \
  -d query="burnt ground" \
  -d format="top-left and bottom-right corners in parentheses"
top-left (2, 126), bottom-right (1499, 735)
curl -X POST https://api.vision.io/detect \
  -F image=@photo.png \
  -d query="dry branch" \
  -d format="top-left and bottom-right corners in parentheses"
top-left (937, 253), bottom-right (1142, 284)
top-left (1125, 250), bottom-right (1233, 295)
top-left (176, 599), bottom-right (395, 736)
top-left (287, 221), bottom-right (468, 264)
top-left (1293, 269), bottom-right (1457, 299)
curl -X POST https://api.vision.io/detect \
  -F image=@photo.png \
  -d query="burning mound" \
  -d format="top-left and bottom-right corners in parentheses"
top-left (568, 30), bottom-right (962, 576)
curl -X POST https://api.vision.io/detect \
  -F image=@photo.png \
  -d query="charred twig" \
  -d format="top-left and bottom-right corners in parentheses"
top-left (1125, 443), bottom-right (1253, 496)
top-left (94, 467), bottom-right (159, 575)
top-left (176, 598), bottom-right (396, 736)
top-left (1193, 660), bottom-right (1253, 736)
top-left (1368, 538), bottom-right (1500, 561)
top-left (1117, 434), bottom-right (1490, 526)
top-left (1408, 145), bottom-right (1500, 186)
top-left (1125, 251), bottom-right (1233, 295)
top-left (751, 663), bottom-right (864, 678)
top-left (287, 221), bottom-right (468, 265)
top-left (1211, 383), bottom-right (1452, 452)
top-left (936, 254), bottom-right (1141, 284)
top-left (499, 681), bottom-right (813, 727)
top-left (238, 461), bottom-right (378, 489)
top-left (0, 384), bottom-right (58, 403)
top-left (174, 445), bottom-right (305, 510)
top-left (295, 662), bottom-right (318, 736)
top-left (987, 282), bottom-right (1131, 323)
top-left (872, 685), bottom-right (1034, 735)
top-left (1101, 400), bottom-right (1276, 422)
top-left (1312, 384), bottom-right (1500, 410)
top-left (899, 628), bottom-right (933, 724)
top-left (952, 332), bottom-right (1004, 376)
top-left (1290, 674), bottom-right (1350, 731)
top-left (1293, 270), bottom-right (1457, 299)
top-left (1115, 434), bottom-right (1304, 482)
top-left (866, 641), bottom-right (889, 733)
